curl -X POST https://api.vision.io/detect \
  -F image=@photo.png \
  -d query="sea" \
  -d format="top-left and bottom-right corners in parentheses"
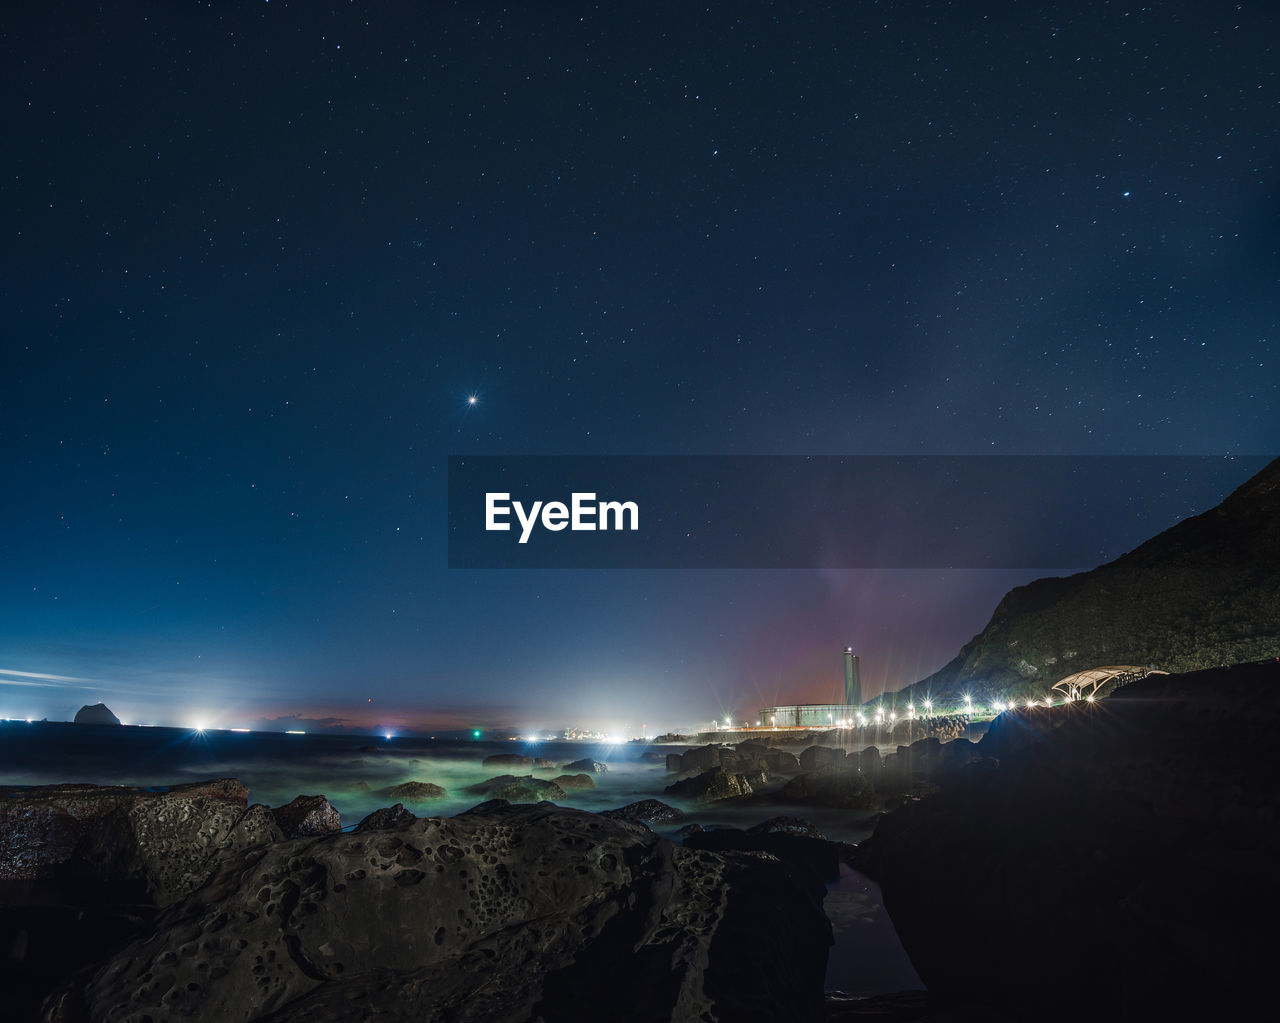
top-left (0, 719), bottom-right (922, 996)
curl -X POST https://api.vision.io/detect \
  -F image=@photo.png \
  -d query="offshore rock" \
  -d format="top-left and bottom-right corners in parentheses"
top-left (46, 801), bottom-right (832, 1023)
top-left (560, 757), bottom-right (608, 773)
top-left (550, 773), bottom-right (595, 791)
top-left (385, 781), bottom-right (448, 802)
top-left (72, 703), bottom-right (120, 725)
top-left (664, 766), bottom-right (753, 804)
top-left (0, 779), bottom-right (250, 906)
top-left (466, 774), bottom-right (566, 802)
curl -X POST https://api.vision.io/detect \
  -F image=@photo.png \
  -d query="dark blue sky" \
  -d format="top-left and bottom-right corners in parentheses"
top-left (2, 1), bottom-right (1276, 733)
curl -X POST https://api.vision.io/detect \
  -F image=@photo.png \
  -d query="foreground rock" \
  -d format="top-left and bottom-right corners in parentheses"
top-left (46, 801), bottom-right (832, 1022)
top-left (855, 660), bottom-right (1280, 1019)
top-left (0, 779), bottom-right (251, 905)
top-left (271, 794), bottom-right (342, 839)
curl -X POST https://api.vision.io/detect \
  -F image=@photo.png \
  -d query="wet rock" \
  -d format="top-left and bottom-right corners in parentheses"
top-left (47, 802), bottom-right (833, 1023)
top-left (271, 795), bottom-right (342, 839)
top-left (467, 775), bottom-right (566, 802)
top-left (664, 766), bottom-right (753, 804)
top-left (561, 757), bottom-right (608, 773)
top-left (386, 781), bottom-right (448, 802)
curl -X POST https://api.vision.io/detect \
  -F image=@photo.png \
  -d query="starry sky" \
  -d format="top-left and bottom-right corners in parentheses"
top-left (2, 1), bottom-right (1276, 734)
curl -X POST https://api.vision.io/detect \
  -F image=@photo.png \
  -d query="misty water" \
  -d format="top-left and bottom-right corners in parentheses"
top-left (0, 721), bottom-right (921, 996)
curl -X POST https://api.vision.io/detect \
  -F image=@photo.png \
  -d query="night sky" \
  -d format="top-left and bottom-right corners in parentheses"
top-left (3, 1), bottom-right (1276, 735)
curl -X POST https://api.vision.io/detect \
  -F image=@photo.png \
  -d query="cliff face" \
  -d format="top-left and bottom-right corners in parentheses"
top-left (899, 456), bottom-right (1280, 704)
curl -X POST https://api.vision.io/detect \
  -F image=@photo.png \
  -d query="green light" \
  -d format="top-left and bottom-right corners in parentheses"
top-left (472, 730), bottom-right (481, 738)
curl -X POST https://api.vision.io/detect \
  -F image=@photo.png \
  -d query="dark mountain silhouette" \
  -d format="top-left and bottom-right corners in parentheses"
top-left (73, 702), bottom-right (121, 725)
top-left (889, 456), bottom-right (1280, 706)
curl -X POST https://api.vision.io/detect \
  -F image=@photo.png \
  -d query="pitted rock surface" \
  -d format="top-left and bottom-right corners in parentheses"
top-left (48, 802), bottom-right (831, 1022)
top-left (270, 795), bottom-right (342, 839)
top-left (0, 780), bottom-right (250, 904)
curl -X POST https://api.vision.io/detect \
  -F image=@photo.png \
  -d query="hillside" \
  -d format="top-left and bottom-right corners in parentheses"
top-left (888, 456), bottom-right (1280, 706)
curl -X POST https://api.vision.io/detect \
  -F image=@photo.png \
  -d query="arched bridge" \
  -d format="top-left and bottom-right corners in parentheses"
top-left (1051, 665), bottom-right (1167, 701)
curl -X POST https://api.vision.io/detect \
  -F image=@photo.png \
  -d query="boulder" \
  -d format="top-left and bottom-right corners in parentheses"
top-left (664, 766), bottom-right (753, 804)
top-left (561, 758), bottom-right (608, 774)
top-left (467, 775), bottom-right (566, 802)
top-left (665, 753), bottom-right (685, 772)
top-left (550, 773), bottom-right (595, 791)
top-left (46, 802), bottom-right (833, 1023)
top-left (763, 749), bottom-right (801, 773)
top-left (678, 744), bottom-right (724, 774)
top-left (271, 795), bottom-right (342, 839)
top-left (601, 799), bottom-right (685, 826)
top-left (72, 703), bottom-right (120, 725)
top-left (354, 804), bottom-right (418, 832)
top-left (781, 762), bottom-right (878, 809)
top-left (386, 781), bottom-right (448, 802)
top-left (798, 745), bottom-right (845, 772)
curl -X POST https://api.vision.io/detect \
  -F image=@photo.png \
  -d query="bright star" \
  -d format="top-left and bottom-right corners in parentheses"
top-left (467, 395), bottom-right (478, 406)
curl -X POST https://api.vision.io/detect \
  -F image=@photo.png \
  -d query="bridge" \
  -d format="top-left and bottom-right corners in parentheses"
top-left (1051, 665), bottom-right (1167, 701)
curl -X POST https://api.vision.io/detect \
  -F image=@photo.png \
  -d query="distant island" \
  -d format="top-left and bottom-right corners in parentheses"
top-left (72, 702), bottom-right (121, 725)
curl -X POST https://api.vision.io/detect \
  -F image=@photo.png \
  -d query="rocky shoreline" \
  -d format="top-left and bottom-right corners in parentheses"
top-left (3, 660), bottom-right (1275, 1020)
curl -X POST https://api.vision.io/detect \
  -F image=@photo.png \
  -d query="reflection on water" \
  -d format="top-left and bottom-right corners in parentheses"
top-left (0, 721), bottom-right (923, 994)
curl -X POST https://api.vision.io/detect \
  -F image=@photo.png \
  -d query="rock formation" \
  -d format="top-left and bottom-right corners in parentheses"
top-left (385, 781), bottom-right (448, 802)
top-left (466, 774), bottom-right (566, 802)
top-left (44, 801), bottom-right (833, 1022)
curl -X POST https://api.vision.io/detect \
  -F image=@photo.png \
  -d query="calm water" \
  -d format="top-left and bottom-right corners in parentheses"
top-left (0, 720), bottom-right (922, 996)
